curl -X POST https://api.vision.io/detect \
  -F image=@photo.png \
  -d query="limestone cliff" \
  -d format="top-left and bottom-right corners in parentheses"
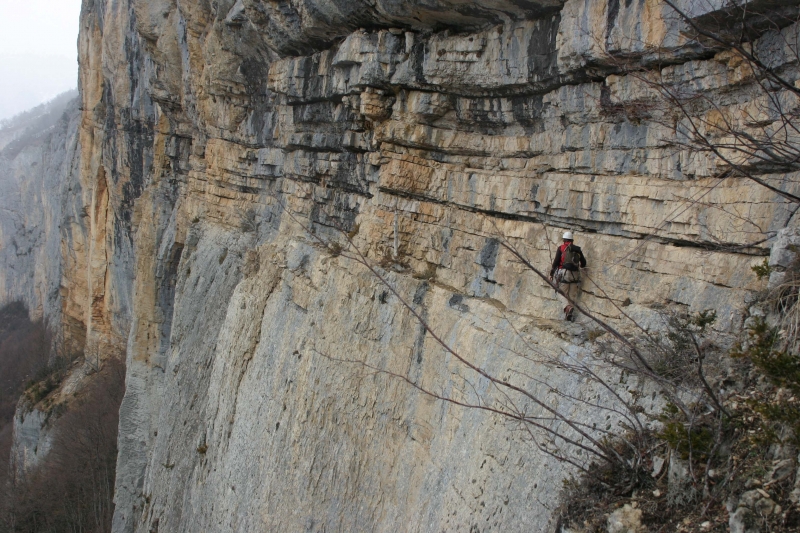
top-left (0, 93), bottom-right (81, 343)
top-left (2, 0), bottom-right (799, 531)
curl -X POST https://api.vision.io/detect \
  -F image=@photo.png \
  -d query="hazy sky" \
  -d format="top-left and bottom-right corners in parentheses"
top-left (0, 0), bottom-right (82, 121)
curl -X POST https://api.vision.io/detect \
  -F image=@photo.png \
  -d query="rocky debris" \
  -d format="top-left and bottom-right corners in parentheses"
top-left (729, 506), bottom-right (761, 533)
top-left (668, 455), bottom-right (696, 507)
top-left (770, 459), bottom-right (796, 485)
top-left (725, 454), bottom-right (800, 532)
top-left (606, 503), bottom-right (645, 533)
top-left (768, 226), bottom-right (800, 290)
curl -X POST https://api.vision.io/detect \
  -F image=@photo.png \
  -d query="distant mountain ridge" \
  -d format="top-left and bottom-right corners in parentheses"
top-left (0, 90), bottom-right (78, 156)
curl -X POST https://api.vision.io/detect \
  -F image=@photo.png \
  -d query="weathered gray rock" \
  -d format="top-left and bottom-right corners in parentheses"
top-left (606, 503), bottom-right (645, 533)
top-left (668, 455), bottom-right (696, 507)
top-left (769, 458), bottom-right (796, 484)
top-left (9, 407), bottom-right (53, 481)
top-left (769, 226), bottom-right (800, 289)
top-left (730, 506), bottom-right (760, 533)
top-left (0, 96), bottom-right (81, 335)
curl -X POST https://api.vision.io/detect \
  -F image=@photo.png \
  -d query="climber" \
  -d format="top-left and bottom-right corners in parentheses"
top-left (549, 231), bottom-right (587, 322)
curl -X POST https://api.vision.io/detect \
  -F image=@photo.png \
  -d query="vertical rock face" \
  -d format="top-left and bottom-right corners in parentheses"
top-left (10, 409), bottom-right (53, 479)
top-left (2, 0), bottom-right (800, 531)
top-left (0, 96), bottom-right (81, 342)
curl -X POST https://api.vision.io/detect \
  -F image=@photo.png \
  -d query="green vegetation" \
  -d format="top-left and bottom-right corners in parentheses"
top-left (733, 318), bottom-right (800, 445)
top-left (24, 355), bottom-right (74, 406)
top-left (752, 258), bottom-right (773, 280)
top-left (658, 404), bottom-right (715, 461)
top-left (558, 309), bottom-right (800, 531)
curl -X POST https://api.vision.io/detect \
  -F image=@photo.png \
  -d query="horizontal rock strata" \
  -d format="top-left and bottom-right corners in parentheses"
top-left (2, 0), bottom-right (800, 531)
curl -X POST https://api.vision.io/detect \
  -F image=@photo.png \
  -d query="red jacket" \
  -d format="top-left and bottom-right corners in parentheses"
top-left (550, 242), bottom-right (587, 276)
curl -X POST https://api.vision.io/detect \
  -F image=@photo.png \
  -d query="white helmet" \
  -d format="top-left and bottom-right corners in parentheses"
top-left (562, 231), bottom-right (574, 240)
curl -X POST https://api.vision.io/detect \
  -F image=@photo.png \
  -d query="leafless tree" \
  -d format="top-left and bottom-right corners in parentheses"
top-left (2, 356), bottom-right (125, 533)
top-left (612, 0), bottom-right (800, 206)
top-left (0, 303), bottom-right (51, 528)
